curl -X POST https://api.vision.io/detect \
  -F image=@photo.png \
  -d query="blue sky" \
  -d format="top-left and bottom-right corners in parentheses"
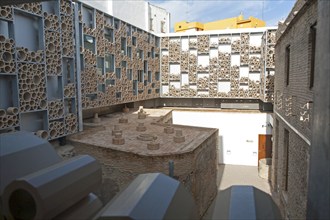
top-left (149, 0), bottom-right (296, 31)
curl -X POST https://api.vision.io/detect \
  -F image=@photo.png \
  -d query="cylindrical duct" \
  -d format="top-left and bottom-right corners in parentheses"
top-left (7, 107), bottom-right (18, 115)
top-left (0, 109), bottom-right (6, 117)
top-left (35, 130), bottom-right (48, 139)
top-left (2, 51), bottom-right (12, 62)
top-left (0, 35), bottom-right (5, 42)
top-left (2, 155), bottom-right (102, 220)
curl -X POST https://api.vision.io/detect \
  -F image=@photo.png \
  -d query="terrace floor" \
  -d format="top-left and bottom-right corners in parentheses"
top-left (203, 164), bottom-right (272, 219)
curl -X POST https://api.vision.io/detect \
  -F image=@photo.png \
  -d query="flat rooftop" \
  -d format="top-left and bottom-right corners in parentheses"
top-left (68, 108), bottom-right (217, 156)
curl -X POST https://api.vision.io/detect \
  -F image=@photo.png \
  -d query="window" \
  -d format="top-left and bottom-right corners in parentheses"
top-left (116, 92), bottom-right (121, 99)
top-left (104, 28), bottom-right (114, 43)
top-left (115, 68), bottom-right (121, 79)
top-left (155, 72), bottom-right (160, 81)
top-left (104, 15), bottom-right (113, 27)
top-left (127, 69), bottom-right (133, 80)
top-left (127, 47), bottom-right (132, 59)
top-left (133, 80), bottom-right (138, 95)
top-left (309, 23), bottom-right (317, 88)
top-left (137, 49), bottom-right (143, 59)
top-left (82, 6), bottom-right (94, 28)
top-left (114, 19), bottom-right (120, 29)
top-left (106, 79), bottom-right (115, 86)
top-left (132, 36), bottom-right (137, 46)
top-left (144, 61), bottom-right (148, 74)
top-left (105, 54), bottom-right (114, 73)
top-left (98, 84), bottom-right (105, 93)
top-left (126, 25), bottom-right (131, 36)
top-left (97, 57), bottom-right (104, 75)
top-left (121, 38), bottom-right (126, 55)
top-left (155, 37), bottom-right (160, 47)
top-left (283, 129), bottom-right (289, 191)
top-left (150, 18), bottom-right (154, 31)
top-left (84, 35), bottom-right (95, 53)
top-left (138, 70), bottom-right (143, 82)
top-left (285, 45), bottom-right (290, 86)
top-left (151, 47), bottom-right (155, 58)
top-left (122, 61), bottom-right (127, 68)
top-left (161, 21), bottom-right (165, 33)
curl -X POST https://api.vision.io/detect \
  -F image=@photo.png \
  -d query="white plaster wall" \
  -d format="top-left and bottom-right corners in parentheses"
top-left (112, 0), bottom-right (147, 30)
top-left (170, 64), bottom-right (180, 74)
top-left (218, 82), bottom-right (231, 93)
top-left (210, 49), bottom-right (218, 58)
top-left (250, 33), bottom-right (263, 46)
top-left (172, 111), bottom-right (272, 166)
top-left (181, 37), bottom-right (189, 51)
top-left (198, 55), bottom-right (209, 66)
top-left (149, 3), bottom-right (170, 33)
top-left (181, 74), bottom-right (189, 85)
top-left (249, 73), bottom-right (260, 82)
top-left (231, 54), bottom-right (240, 66)
top-left (79, 0), bottom-right (112, 14)
top-left (79, 0), bottom-right (170, 33)
top-left (162, 85), bottom-right (169, 94)
top-left (240, 66), bottom-right (249, 77)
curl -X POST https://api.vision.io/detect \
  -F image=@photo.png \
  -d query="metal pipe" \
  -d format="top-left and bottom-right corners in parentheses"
top-left (35, 130), bottom-right (48, 139)
top-left (7, 107), bottom-right (18, 115)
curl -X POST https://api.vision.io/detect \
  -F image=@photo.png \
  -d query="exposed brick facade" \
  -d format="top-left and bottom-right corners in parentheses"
top-left (272, 0), bottom-right (317, 218)
top-left (68, 110), bottom-right (218, 217)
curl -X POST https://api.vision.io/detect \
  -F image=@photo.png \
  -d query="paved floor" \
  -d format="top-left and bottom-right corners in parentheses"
top-left (203, 164), bottom-right (271, 219)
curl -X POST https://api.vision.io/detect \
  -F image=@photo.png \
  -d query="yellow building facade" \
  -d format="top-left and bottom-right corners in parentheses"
top-left (175, 14), bottom-right (266, 32)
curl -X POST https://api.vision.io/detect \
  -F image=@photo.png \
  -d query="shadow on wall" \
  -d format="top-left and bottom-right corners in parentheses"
top-left (218, 135), bottom-right (224, 164)
top-left (266, 113), bottom-right (273, 134)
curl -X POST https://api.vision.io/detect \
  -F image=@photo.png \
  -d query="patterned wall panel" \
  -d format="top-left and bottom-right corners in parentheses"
top-left (160, 29), bottom-right (276, 101)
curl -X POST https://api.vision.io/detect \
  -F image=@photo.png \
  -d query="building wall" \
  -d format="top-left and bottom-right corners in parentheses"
top-left (204, 16), bottom-right (266, 31)
top-left (307, 0), bottom-right (330, 218)
top-left (0, 1), bottom-right (276, 142)
top-left (272, 0), bottom-right (317, 218)
top-left (148, 3), bottom-right (170, 34)
top-left (0, 1), bottom-right (79, 139)
top-left (112, 0), bottom-right (147, 31)
top-left (175, 15), bottom-right (266, 32)
top-left (70, 125), bottom-right (218, 217)
top-left (160, 28), bottom-right (275, 102)
top-left (272, 118), bottom-right (309, 219)
top-left (79, 0), bottom-right (170, 34)
top-left (79, 4), bottom-right (161, 109)
top-left (172, 110), bottom-right (272, 166)
top-left (0, 1), bottom-right (161, 139)
top-left (78, 0), bottom-right (112, 15)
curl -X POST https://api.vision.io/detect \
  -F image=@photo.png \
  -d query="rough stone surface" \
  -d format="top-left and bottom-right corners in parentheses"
top-left (68, 108), bottom-right (218, 217)
top-left (164, 126), bottom-right (174, 134)
top-left (147, 141), bottom-right (160, 150)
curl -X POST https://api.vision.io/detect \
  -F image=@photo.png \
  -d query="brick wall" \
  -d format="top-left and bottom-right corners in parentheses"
top-left (70, 127), bottom-right (218, 217)
top-left (272, 0), bottom-right (317, 218)
top-left (272, 117), bottom-right (310, 219)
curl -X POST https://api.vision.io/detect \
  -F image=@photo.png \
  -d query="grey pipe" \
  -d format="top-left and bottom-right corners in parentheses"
top-left (2, 155), bottom-right (102, 220)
